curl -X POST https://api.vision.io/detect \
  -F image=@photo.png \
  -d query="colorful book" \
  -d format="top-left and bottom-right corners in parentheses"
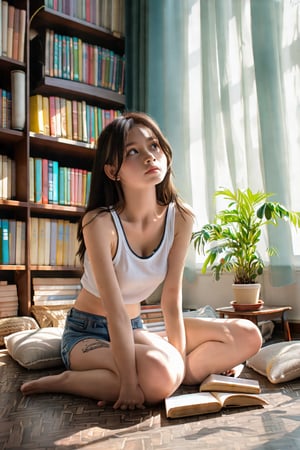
top-left (42, 96), bottom-right (50, 135)
top-left (52, 160), bottom-right (59, 204)
top-left (30, 95), bottom-right (44, 134)
top-left (56, 219), bottom-right (64, 265)
top-left (42, 158), bottom-right (48, 204)
top-left (1, 218), bottom-right (9, 264)
top-left (34, 158), bottom-right (42, 203)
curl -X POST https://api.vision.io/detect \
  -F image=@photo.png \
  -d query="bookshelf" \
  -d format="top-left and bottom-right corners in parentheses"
top-left (0, 0), bottom-right (126, 316)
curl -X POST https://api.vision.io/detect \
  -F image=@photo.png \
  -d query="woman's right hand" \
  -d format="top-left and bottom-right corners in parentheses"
top-left (113, 383), bottom-right (145, 410)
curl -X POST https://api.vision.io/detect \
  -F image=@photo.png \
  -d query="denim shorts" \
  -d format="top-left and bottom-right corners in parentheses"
top-left (61, 307), bottom-right (144, 369)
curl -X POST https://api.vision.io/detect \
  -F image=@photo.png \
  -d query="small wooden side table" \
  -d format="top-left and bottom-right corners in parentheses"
top-left (215, 305), bottom-right (292, 341)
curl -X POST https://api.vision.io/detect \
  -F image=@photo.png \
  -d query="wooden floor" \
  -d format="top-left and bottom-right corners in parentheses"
top-left (1, 335), bottom-right (300, 450)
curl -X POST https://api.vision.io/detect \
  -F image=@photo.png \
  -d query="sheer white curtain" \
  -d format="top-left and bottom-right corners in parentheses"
top-left (187, 0), bottom-right (300, 284)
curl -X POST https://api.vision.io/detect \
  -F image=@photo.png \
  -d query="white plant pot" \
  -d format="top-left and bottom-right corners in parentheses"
top-left (232, 283), bottom-right (261, 304)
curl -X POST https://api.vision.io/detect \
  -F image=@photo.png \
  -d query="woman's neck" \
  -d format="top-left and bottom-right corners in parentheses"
top-left (120, 189), bottom-right (163, 223)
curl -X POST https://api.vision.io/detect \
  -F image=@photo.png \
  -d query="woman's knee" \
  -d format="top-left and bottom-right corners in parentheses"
top-left (138, 348), bottom-right (185, 403)
top-left (234, 318), bottom-right (262, 356)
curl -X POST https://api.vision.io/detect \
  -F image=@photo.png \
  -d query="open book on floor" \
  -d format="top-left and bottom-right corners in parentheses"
top-left (199, 373), bottom-right (261, 393)
top-left (165, 374), bottom-right (268, 419)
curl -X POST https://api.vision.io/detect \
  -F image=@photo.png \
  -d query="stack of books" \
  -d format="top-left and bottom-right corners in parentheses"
top-left (0, 282), bottom-right (18, 318)
top-left (32, 277), bottom-right (81, 306)
top-left (140, 304), bottom-right (165, 333)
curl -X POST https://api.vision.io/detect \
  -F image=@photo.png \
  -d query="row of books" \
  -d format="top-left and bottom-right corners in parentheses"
top-left (0, 154), bottom-right (15, 200)
top-left (30, 217), bottom-right (81, 267)
top-left (31, 29), bottom-right (125, 93)
top-left (140, 304), bottom-right (166, 333)
top-left (0, 219), bottom-right (25, 265)
top-left (29, 157), bottom-right (91, 207)
top-left (30, 94), bottom-right (121, 146)
top-left (0, 88), bottom-right (11, 129)
top-left (32, 276), bottom-right (81, 306)
top-left (0, 281), bottom-right (18, 317)
top-left (44, 0), bottom-right (125, 36)
top-left (0, 2), bottom-right (26, 62)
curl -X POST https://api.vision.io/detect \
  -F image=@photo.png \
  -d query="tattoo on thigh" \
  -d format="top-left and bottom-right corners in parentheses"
top-left (81, 340), bottom-right (110, 353)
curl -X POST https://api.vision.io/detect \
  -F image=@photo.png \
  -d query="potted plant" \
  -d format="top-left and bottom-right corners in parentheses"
top-left (191, 187), bottom-right (300, 307)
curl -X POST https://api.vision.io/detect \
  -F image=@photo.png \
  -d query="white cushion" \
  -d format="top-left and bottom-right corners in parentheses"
top-left (4, 327), bottom-right (63, 370)
top-left (246, 341), bottom-right (300, 384)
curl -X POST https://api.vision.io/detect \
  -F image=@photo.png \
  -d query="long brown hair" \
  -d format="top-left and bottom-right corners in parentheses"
top-left (77, 111), bottom-right (191, 262)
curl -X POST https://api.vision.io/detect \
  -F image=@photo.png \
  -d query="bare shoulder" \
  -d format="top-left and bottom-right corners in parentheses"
top-left (82, 208), bottom-right (113, 231)
top-left (174, 202), bottom-right (195, 230)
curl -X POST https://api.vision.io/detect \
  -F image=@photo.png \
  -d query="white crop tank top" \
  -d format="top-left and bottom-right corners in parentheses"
top-left (81, 203), bottom-right (176, 304)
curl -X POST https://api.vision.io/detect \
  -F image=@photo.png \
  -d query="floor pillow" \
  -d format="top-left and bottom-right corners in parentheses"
top-left (4, 327), bottom-right (64, 370)
top-left (246, 340), bottom-right (300, 384)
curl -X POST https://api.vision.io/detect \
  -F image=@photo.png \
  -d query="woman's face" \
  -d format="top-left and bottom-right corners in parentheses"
top-left (115, 125), bottom-right (168, 189)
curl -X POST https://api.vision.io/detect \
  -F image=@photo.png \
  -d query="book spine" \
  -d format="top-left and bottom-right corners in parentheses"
top-left (18, 9), bottom-right (26, 62)
top-left (52, 161), bottom-right (59, 204)
top-left (1, 2), bottom-right (8, 57)
top-left (12, 7), bottom-right (19, 61)
top-left (1, 155), bottom-right (7, 199)
top-left (56, 219), bottom-right (64, 265)
top-left (38, 218), bottom-right (46, 265)
top-left (6, 4), bottom-right (14, 59)
top-left (34, 158), bottom-right (42, 203)
top-left (42, 158), bottom-right (49, 204)
top-left (28, 158), bottom-right (33, 201)
top-left (49, 96), bottom-right (56, 136)
top-left (43, 96), bottom-right (50, 135)
top-left (15, 220), bottom-right (24, 265)
top-left (1, 218), bottom-right (9, 264)
top-left (59, 167), bottom-right (65, 205)
top-left (30, 95), bottom-right (44, 134)
top-left (8, 219), bottom-right (16, 264)
top-left (48, 160), bottom-right (53, 203)
top-left (49, 219), bottom-right (57, 265)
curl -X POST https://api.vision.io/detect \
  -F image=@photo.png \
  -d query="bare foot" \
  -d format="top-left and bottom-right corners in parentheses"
top-left (21, 373), bottom-right (64, 395)
top-left (221, 363), bottom-right (244, 378)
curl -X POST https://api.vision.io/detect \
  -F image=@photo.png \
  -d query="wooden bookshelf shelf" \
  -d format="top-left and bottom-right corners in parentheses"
top-left (30, 5), bottom-right (125, 53)
top-left (29, 202), bottom-right (85, 216)
top-left (0, 128), bottom-right (25, 143)
top-left (0, 200), bottom-right (28, 209)
top-left (0, 265), bottom-right (26, 271)
top-left (32, 77), bottom-right (126, 108)
top-left (30, 265), bottom-right (81, 271)
top-left (30, 133), bottom-right (96, 163)
top-left (0, 0), bottom-right (126, 316)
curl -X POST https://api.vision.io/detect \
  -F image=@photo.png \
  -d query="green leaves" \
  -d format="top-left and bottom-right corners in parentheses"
top-left (192, 188), bottom-right (300, 283)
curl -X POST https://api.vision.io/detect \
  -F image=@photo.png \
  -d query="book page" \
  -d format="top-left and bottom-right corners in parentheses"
top-left (200, 374), bottom-right (261, 394)
top-left (165, 392), bottom-right (221, 419)
top-left (212, 391), bottom-right (268, 407)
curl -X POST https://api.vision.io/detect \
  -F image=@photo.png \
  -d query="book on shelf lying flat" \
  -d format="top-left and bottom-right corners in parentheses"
top-left (165, 374), bottom-right (267, 419)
